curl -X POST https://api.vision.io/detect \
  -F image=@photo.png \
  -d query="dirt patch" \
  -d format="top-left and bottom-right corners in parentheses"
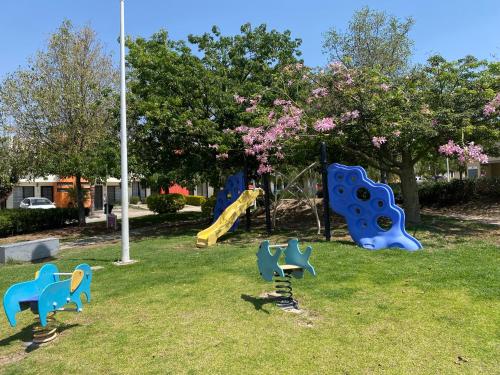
top-left (422, 200), bottom-right (500, 225)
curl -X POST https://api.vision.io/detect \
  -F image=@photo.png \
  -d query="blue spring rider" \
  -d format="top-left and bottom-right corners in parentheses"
top-left (327, 163), bottom-right (422, 251)
top-left (3, 263), bottom-right (92, 342)
top-left (257, 239), bottom-right (316, 309)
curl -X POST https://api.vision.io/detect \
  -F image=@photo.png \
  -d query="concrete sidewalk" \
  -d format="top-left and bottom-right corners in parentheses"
top-left (86, 205), bottom-right (201, 223)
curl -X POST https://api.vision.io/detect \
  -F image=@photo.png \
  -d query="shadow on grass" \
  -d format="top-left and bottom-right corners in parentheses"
top-left (217, 212), bottom-right (498, 249)
top-left (241, 294), bottom-right (278, 314)
top-left (0, 322), bottom-right (80, 353)
top-left (409, 214), bottom-right (499, 245)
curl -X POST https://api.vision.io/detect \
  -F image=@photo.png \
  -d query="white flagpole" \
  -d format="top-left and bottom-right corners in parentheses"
top-left (118, 0), bottom-right (132, 264)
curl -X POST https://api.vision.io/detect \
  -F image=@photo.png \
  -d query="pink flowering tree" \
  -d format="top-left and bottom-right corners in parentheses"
top-left (309, 56), bottom-right (499, 224)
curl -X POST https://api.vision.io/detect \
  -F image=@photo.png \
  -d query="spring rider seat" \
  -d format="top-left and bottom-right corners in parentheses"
top-left (3, 263), bottom-right (92, 343)
top-left (256, 239), bottom-right (316, 310)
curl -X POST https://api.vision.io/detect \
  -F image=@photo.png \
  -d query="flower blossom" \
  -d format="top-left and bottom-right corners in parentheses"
top-left (372, 136), bottom-right (387, 148)
top-left (438, 140), bottom-right (461, 156)
top-left (257, 164), bottom-right (273, 175)
top-left (393, 130), bottom-right (401, 137)
top-left (380, 83), bottom-right (390, 92)
top-left (273, 99), bottom-right (291, 107)
top-left (235, 125), bottom-right (249, 133)
top-left (233, 94), bottom-right (246, 104)
top-left (328, 61), bottom-right (344, 72)
top-left (186, 120), bottom-right (192, 126)
top-left (314, 117), bottom-right (336, 132)
top-left (340, 110), bottom-right (360, 123)
top-left (311, 87), bottom-right (329, 98)
top-left (483, 93), bottom-right (500, 117)
top-left (239, 103), bottom-right (305, 174)
top-left (216, 153), bottom-right (229, 160)
top-left (438, 140), bottom-right (488, 165)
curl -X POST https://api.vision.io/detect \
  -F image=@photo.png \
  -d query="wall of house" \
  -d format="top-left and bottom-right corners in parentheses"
top-left (194, 183), bottom-right (214, 198)
top-left (482, 162), bottom-right (500, 177)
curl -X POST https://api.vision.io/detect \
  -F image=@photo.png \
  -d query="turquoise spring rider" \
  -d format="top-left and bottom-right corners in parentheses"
top-left (3, 263), bottom-right (92, 328)
top-left (256, 239), bottom-right (316, 309)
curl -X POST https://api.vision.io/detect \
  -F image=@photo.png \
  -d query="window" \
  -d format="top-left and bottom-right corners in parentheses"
top-left (31, 198), bottom-right (52, 206)
top-left (22, 186), bottom-right (34, 198)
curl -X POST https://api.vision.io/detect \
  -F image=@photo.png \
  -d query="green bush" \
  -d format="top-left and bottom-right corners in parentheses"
top-left (201, 195), bottom-right (217, 218)
top-left (185, 195), bottom-right (206, 206)
top-left (418, 177), bottom-right (500, 207)
top-left (130, 196), bottom-right (141, 205)
top-left (0, 208), bottom-right (79, 237)
top-left (146, 194), bottom-right (186, 214)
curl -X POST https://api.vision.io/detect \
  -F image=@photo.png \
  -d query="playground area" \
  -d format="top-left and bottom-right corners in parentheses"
top-left (0, 2), bottom-right (499, 374)
top-left (0, 212), bottom-right (498, 374)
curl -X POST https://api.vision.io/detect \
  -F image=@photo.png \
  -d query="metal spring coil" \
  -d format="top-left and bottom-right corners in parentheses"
top-left (32, 312), bottom-right (58, 344)
top-left (274, 274), bottom-right (298, 309)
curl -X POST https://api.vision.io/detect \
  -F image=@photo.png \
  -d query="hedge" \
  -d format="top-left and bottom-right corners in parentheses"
top-left (185, 195), bottom-right (206, 206)
top-left (0, 208), bottom-right (79, 237)
top-left (130, 196), bottom-right (141, 205)
top-left (201, 195), bottom-right (217, 218)
top-left (146, 193), bottom-right (186, 214)
top-left (418, 177), bottom-right (500, 207)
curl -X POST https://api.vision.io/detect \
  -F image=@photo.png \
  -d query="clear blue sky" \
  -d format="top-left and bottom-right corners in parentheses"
top-left (1, 0), bottom-right (499, 78)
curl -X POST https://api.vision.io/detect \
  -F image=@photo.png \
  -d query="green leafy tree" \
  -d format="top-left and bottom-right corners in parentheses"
top-left (0, 21), bottom-right (119, 224)
top-left (0, 137), bottom-right (16, 205)
top-left (323, 7), bottom-right (414, 75)
top-left (126, 24), bottom-right (304, 187)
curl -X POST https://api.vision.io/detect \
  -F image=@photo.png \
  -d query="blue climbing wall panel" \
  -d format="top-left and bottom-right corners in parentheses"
top-left (213, 171), bottom-right (245, 232)
top-left (327, 163), bottom-right (422, 251)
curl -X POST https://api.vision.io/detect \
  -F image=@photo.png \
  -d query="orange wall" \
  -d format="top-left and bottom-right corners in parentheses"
top-left (54, 177), bottom-right (91, 208)
top-left (159, 184), bottom-right (190, 196)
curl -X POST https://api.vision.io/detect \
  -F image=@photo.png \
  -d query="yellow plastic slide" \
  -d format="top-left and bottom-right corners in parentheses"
top-left (196, 189), bottom-right (263, 248)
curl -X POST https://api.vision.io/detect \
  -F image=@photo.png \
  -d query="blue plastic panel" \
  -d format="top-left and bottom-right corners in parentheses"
top-left (256, 240), bottom-right (284, 281)
top-left (327, 163), bottom-right (422, 251)
top-left (213, 171), bottom-right (245, 232)
top-left (283, 239), bottom-right (316, 279)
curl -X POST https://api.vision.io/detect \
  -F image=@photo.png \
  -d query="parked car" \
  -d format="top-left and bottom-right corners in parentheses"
top-left (19, 197), bottom-right (56, 209)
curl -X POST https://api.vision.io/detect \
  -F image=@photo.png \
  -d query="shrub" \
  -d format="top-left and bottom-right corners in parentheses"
top-left (146, 194), bottom-right (186, 214)
top-left (0, 208), bottom-right (79, 237)
top-left (130, 196), bottom-right (141, 205)
top-left (185, 195), bottom-right (206, 206)
top-left (418, 177), bottom-right (500, 207)
top-left (201, 195), bottom-right (217, 218)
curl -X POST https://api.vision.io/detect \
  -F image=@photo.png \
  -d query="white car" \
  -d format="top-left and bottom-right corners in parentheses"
top-left (19, 197), bottom-right (56, 209)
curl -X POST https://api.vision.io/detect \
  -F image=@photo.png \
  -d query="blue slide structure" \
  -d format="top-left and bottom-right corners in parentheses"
top-left (327, 163), bottom-right (422, 251)
top-left (213, 171), bottom-right (245, 232)
top-left (3, 263), bottom-right (92, 327)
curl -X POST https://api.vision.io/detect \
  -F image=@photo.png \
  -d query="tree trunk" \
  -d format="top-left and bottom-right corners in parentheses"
top-left (75, 174), bottom-right (86, 225)
top-left (398, 157), bottom-right (421, 225)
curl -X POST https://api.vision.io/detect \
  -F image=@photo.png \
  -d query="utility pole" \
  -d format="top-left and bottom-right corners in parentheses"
top-left (115, 0), bottom-right (134, 265)
top-left (320, 142), bottom-right (331, 241)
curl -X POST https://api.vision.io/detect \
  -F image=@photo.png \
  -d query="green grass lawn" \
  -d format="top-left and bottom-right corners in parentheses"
top-left (0, 215), bottom-right (498, 374)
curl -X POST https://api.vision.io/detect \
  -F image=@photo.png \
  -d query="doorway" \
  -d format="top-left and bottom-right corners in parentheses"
top-left (94, 185), bottom-right (103, 210)
top-left (41, 186), bottom-right (54, 202)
